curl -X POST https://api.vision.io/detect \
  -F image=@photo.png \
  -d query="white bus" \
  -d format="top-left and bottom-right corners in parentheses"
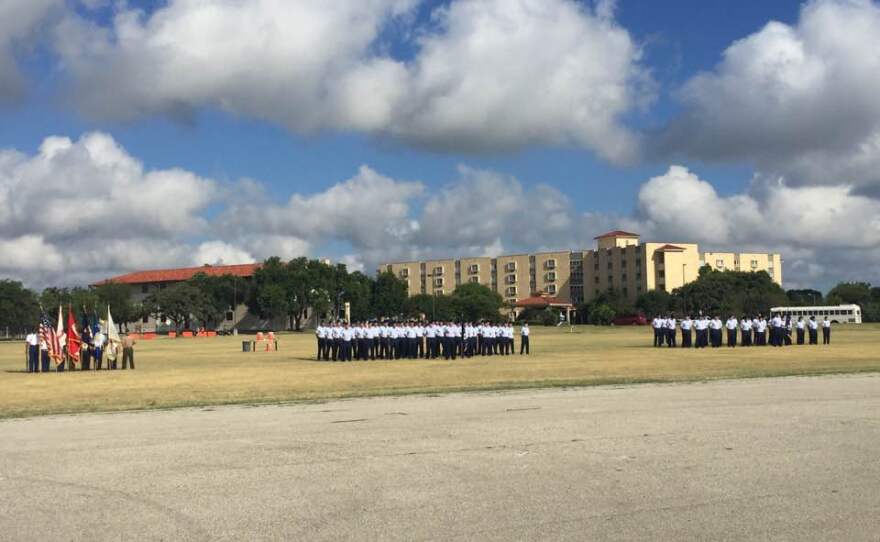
top-left (770, 305), bottom-right (862, 324)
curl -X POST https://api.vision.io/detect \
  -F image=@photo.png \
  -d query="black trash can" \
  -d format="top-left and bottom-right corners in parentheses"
top-left (242, 341), bottom-right (251, 352)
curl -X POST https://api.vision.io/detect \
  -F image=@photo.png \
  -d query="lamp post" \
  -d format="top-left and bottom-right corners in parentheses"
top-left (682, 263), bottom-right (687, 314)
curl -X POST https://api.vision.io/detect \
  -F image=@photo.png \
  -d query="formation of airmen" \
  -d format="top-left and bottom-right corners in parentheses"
top-left (314, 321), bottom-right (531, 361)
top-left (651, 314), bottom-right (832, 348)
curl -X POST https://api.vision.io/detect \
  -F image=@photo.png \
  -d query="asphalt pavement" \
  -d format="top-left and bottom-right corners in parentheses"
top-left (1, 375), bottom-right (879, 541)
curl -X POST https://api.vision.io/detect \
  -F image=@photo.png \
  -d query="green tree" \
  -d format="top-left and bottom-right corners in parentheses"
top-left (370, 271), bottom-right (408, 318)
top-left (405, 293), bottom-right (455, 321)
top-left (825, 282), bottom-right (871, 305)
top-left (588, 304), bottom-right (616, 325)
top-left (188, 273), bottom-right (252, 328)
top-left (671, 269), bottom-right (788, 316)
top-left (143, 282), bottom-right (211, 331)
top-left (636, 290), bottom-right (672, 317)
top-left (450, 283), bottom-right (503, 322)
top-left (786, 289), bottom-right (823, 306)
top-left (0, 280), bottom-right (40, 334)
top-left (95, 283), bottom-right (137, 330)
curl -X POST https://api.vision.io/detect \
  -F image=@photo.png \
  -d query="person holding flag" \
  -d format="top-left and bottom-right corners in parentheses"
top-left (55, 305), bottom-right (67, 372)
top-left (80, 312), bottom-right (93, 370)
top-left (106, 305), bottom-right (122, 370)
top-left (67, 306), bottom-right (82, 371)
top-left (38, 311), bottom-right (60, 373)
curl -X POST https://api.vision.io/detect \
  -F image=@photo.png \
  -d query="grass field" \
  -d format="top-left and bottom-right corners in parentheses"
top-left (2, 324), bottom-right (879, 419)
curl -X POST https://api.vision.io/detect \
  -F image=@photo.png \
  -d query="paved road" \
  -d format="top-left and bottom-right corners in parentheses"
top-left (1, 375), bottom-right (879, 541)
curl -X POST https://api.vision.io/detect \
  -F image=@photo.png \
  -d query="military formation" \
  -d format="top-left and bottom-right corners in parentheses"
top-left (651, 314), bottom-right (832, 348)
top-left (24, 328), bottom-right (136, 373)
top-left (314, 321), bottom-right (531, 361)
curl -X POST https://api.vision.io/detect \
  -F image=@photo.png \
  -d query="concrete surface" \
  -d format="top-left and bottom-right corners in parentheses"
top-left (1, 375), bottom-right (879, 541)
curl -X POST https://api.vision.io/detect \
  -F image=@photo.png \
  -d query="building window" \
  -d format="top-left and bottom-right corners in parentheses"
top-left (546, 284), bottom-right (557, 295)
top-left (636, 272), bottom-right (641, 280)
top-left (468, 264), bottom-right (479, 274)
top-left (658, 270), bottom-right (665, 278)
top-left (607, 275), bottom-right (613, 284)
top-left (607, 262), bottom-right (613, 269)
top-left (622, 287), bottom-right (628, 296)
top-left (751, 259), bottom-right (759, 268)
top-left (433, 277), bottom-right (444, 287)
top-left (506, 286), bottom-right (518, 296)
top-left (505, 262), bottom-right (517, 272)
top-left (505, 274), bottom-right (517, 284)
top-left (545, 259), bottom-right (556, 269)
top-left (621, 260), bottom-right (627, 268)
top-left (469, 276), bottom-right (479, 284)
top-left (399, 269), bottom-right (409, 278)
top-left (434, 289), bottom-right (444, 296)
top-left (716, 259), bottom-right (724, 268)
top-left (621, 273), bottom-right (627, 281)
top-left (141, 285), bottom-right (148, 294)
top-left (159, 283), bottom-right (167, 290)
top-left (225, 311), bottom-right (234, 321)
top-left (594, 276), bottom-right (600, 284)
top-left (142, 315), bottom-right (149, 323)
top-left (433, 266), bottom-right (444, 275)
top-left (545, 272), bottom-right (557, 282)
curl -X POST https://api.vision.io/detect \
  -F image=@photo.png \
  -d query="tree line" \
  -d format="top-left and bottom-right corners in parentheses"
top-left (570, 266), bottom-right (880, 325)
top-left (0, 257), bottom-right (507, 335)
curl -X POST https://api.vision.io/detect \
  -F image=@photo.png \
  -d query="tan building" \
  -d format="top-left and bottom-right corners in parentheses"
top-left (380, 231), bottom-right (782, 305)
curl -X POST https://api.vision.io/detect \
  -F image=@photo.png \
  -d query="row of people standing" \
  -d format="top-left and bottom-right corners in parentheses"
top-left (315, 321), bottom-right (531, 361)
top-left (23, 330), bottom-right (135, 372)
top-left (651, 315), bottom-right (831, 348)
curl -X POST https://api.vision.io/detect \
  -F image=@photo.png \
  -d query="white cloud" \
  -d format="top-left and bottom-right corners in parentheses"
top-left (54, 0), bottom-right (652, 161)
top-left (192, 241), bottom-right (255, 267)
top-left (0, 0), bottom-right (60, 101)
top-left (637, 165), bottom-right (880, 288)
top-left (657, 0), bottom-right (880, 192)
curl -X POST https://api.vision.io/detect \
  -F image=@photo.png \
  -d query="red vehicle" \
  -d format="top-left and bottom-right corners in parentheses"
top-left (612, 314), bottom-right (648, 326)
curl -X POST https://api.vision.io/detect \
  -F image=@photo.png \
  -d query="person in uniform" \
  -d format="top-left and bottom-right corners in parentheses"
top-left (821, 316), bottom-right (831, 344)
top-left (754, 316), bottom-right (767, 346)
top-left (315, 323), bottom-right (326, 361)
top-left (784, 316), bottom-right (793, 346)
top-left (93, 330), bottom-right (105, 369)
top-left (652, 316), bottom-right (663, 347)
top-left (680, 316), bottom-right (692, 348)
top-left (795, 316), bottom-right (805, 345)
top-left (664, 316), bottom-right (676, 347)
top-left (807, 316), bottom-right (819, 345)
top-left (739, 316), bottom-right (752, 347)
top-left (725, 315), bottom-right (738, 347)
top-left (39, 333), bottom-right (50, 372)
top-left (122, 334), bottom-right (136, 369)
top-left (25, 329), bottom-right (39, 373)
top-left (341, 323), bottom-right (353, 361)
top-left (518, 323), bottom-right (529, 355)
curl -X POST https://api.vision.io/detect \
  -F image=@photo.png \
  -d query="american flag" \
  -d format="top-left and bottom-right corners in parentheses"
top-left (39, 311), bottom-right (62, 363)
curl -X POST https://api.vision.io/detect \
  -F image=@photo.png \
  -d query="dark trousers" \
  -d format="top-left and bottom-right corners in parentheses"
top-left (727, 328), bottom-right (737, 347)
top-left (796, 329), bottom-right (805, 344)
top-left (317, 338), bottom-right (324, 360)
top-left (653, 328), bottom-right (662, 347)
top-left (371, 338), bottom-right (379, 359)
top-left (755, 331), bottom-right (765, 346)
top-left (28, 345), bottom-right (39, 372)
top-left (122, 347), bottom-right (135, 369)
top-left (520, 336), bottom-right (530, 354)
top-left (681, 329), bottom-right (692, 348)
top-left (809, 329), bottom-right (818, 344)
top-left (822, 328), bottom-right (830, 344)
top-left (340, 341), bottom-right (352, 361)
top-left (81, 348), bottom-right (91, 370)
top-left (41, 350), bottom-right (50, 372)
top-left (665, 329), bottom-right (676, 347)
top-left (331, 339), bottom-right (340, 360)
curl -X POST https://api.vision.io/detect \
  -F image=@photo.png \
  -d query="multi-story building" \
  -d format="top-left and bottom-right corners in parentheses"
top-left (380, 230), bottom-right (782, 305)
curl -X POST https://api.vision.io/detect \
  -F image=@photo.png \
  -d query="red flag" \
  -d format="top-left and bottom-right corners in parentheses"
top-left (67, 305), bottom-right (81, 365)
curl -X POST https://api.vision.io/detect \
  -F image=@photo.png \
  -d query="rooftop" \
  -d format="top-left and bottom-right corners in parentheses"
top-left (593, 230), bottom-right (640, 240)
top-left (95, 263), bottom-right (261, 286)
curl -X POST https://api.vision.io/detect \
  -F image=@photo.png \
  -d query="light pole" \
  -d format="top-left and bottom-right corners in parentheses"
top-left (682, 263), bottom-right (687, 314)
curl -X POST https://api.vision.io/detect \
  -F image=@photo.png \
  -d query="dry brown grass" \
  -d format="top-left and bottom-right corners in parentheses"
top-left (2, 324), bottom-right (879, 419)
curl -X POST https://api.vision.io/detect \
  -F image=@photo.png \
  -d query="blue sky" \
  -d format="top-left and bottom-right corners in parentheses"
top-left (1, 0), bottom-right (879, 290)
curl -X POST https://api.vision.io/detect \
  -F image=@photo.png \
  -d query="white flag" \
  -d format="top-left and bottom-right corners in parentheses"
top-left (106, 305), bottom-right (121, 344)
top-left (56, 304), bottom-right (67, 349)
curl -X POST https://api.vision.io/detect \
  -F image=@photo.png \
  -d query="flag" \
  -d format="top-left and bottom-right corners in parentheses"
top-left (39, 311), bottom-right (62, 363)
top-left (56, 304), bottom-right (67, 350)
top-left (107, 305), bottom-right (121, 344)
top-left (81, 312), bottom-right (93, 347)
top-left (67, 306), bottom-right (81, 365)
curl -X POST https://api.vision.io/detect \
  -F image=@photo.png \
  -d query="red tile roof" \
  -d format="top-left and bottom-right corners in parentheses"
top-left (514, 295), bottom-right (573, 308)
top-left (655, 244), bottom-right (686, 252)
top-left (95, 263), bottom-right (261, 285)
top-left (593, 230), bottom-right (640, 239)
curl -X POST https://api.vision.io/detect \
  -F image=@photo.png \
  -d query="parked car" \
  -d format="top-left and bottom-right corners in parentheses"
top-left (612, 314), bottom-right (648, 326)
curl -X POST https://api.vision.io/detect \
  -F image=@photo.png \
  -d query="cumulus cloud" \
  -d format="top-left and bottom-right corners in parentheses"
top-left (0, 0), bottom-right (60, 102)
top-left (637, 165), bottom-right (880, 288)
top-left (54, 0), bottom-right (652, 162)
top-left (656, 0), bottom-right (880, 193)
